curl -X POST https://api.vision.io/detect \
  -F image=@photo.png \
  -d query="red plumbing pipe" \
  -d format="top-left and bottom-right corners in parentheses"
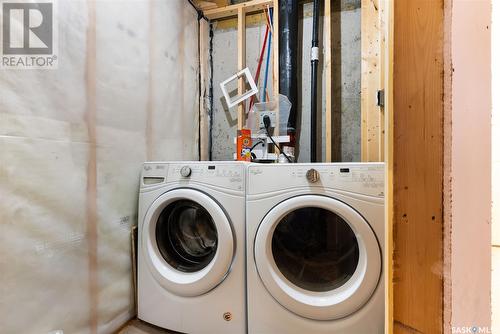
top-left (248, 24), bottom-right (269, 112)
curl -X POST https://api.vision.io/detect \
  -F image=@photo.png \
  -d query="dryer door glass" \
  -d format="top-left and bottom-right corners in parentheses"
top-left (254, 195), bottom-right (381, 320)
top-left (272, 207), bottom-right (359, 292)
top-left (155, 200), bottom-right (218, 273)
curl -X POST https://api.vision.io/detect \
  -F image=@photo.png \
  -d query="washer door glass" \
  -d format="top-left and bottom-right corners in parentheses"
top-left (142, 189), bottom-right (234, 297)
top-left (156, 200), bottom-right (218, 273)
top-left (272, 207), bottom-right (359, 292)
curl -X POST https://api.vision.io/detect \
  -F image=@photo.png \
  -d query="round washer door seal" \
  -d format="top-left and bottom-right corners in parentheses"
top-left (142, 188), bottom-right (234, 297)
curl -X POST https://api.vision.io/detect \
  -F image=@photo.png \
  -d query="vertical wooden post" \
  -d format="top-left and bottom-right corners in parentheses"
top-left (383, 0), bottom-right (393, 332)
top-left (361, 0), bottom-right (383, 162)
top-left (392, 0), bottom-right (444, 332)
top-left (378, 0), bottom-right (386, 163)
top-left (237, 7), bottom-right (246, 130)
top-left (272, 0), bottom-right (280, 137)
top-left (324, 0), bottom-right (332, 162)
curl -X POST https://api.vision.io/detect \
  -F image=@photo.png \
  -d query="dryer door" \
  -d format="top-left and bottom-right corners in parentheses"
top-left (254, 195), bottom-right (381, 320)
top-left (142, 188), bottom-right (234, 297)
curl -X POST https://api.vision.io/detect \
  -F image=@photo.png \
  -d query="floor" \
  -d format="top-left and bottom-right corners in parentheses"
top-left (118, 320), bottom-right (175, 334)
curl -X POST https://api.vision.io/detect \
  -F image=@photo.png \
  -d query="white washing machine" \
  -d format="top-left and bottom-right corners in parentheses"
top-left (246, 163), bottom-right (385, 334)
top-left (138, 161), bottom-right (246, 334)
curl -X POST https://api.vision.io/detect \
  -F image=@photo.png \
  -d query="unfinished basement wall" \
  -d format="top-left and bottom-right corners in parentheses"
top-left (449, 0), bottom-right (491, 330)
top-left (209, 1), bottom-right (361, 162)
top-left (0, 1), bottom-right (199, 333)
top-left (210, 13), bottom-right (274, 160)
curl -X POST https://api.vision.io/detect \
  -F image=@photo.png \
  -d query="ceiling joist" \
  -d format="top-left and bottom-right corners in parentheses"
top-left (203, 0), bottom-right (274, 20)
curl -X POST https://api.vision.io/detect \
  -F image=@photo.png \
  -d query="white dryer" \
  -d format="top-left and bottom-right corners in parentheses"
top-left (246, 163), bottom-right (385, 334)
top-left (138, 161), bottom-right (246, 334)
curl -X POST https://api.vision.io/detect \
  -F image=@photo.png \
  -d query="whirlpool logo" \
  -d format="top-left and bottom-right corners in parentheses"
top-left (1, 0), bottom-right (57, 68)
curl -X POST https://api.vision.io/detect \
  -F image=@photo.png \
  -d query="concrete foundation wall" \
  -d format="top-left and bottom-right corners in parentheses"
top-left (210, 1), bottom-right (361, 162)
top-left (211, 18), bottom-right (273, 160)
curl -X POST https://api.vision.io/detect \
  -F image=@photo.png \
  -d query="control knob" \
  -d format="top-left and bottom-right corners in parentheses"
top-left (306, 168), bottom-right (320, 183)
top-left (180, 166), bottom-right (192, 178)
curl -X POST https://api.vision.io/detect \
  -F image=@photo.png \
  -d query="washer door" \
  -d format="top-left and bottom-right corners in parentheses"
top-left (142, 188), bottom-right (234, 297)
top-left (254, 195), bottom-right (381, 320)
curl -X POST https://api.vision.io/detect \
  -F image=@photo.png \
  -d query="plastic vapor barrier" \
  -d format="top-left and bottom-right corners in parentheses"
top-left (0, 1), bottom-right (200, 333)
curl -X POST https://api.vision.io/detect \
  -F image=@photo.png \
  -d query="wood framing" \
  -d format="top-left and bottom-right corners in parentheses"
top-left (392, 0), bottom-right (444, 332)
top-left (193, 1), bottom-right (218, 10)
top-left (202, 0), bottom-right (278, 135)
top-left (272, 0), bottom-right (279, 137)
top-left (361, 0), bottom-right (384, 162)
top-left (237, 7), bottom-right (246, 130)
top-left (324, 0), bottom-right (332, 162)
top-left (204, 0), bottom-right (273, 20)
top-left (383, 0), bottom-right (393, 332)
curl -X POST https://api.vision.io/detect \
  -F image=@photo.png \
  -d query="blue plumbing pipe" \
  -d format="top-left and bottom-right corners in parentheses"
top-left (262, 8), bottom-right (273, 102)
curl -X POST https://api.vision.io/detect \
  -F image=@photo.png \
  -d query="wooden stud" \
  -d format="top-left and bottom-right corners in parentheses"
top-left (379, 0), bottom-right (386, 163)
top-left (204, 0), bottom-right (273, 20)
top-left (272, 0), bottom-right (279, 137)
top-left (392, 0), bottom-right (444, 332)
top-left (361, 0), bottom-right (383, 162)
top-left (324, 0), bottom-right (332, 162)
top-left (237, 7), bottom-right (246, 130)
top-left (383, 0), bottom-right (393, 332)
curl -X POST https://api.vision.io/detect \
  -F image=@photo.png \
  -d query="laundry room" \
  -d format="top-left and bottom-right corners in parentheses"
top-left (0, 1), bottom-right (496, 334)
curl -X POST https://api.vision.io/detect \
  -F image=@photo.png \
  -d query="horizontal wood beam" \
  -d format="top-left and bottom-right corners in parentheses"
top-left (204, 0), bottom-right (274, 20)
top-left (194, 1), bottom-right (218, 11)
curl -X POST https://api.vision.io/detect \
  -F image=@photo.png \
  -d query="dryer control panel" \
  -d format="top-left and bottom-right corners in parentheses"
top-left (141, 162), bottom-right (245, 192)
top-left (247, 163), bottom-right (384, 197)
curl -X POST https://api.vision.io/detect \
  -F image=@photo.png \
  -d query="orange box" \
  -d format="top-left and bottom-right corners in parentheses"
top-left (236, 129), bottom-right (252, 161)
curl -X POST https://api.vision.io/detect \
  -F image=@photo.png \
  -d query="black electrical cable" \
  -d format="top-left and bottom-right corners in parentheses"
top-left (250, 139), bottom-right (266, 151)
top-left (249, 139), bottom-right (265, 161)
top-left (265, 127), bottom-right (292, 163)
top-left (263, 116), bottom-right (292, 163)
top-left (208, 24), bottom-right (214, 161)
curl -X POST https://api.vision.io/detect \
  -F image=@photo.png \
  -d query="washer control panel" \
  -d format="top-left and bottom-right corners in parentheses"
top-left (141, 162), bottom-right (245, 191)
top-left (248, 163), bottom-right (384, 197)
